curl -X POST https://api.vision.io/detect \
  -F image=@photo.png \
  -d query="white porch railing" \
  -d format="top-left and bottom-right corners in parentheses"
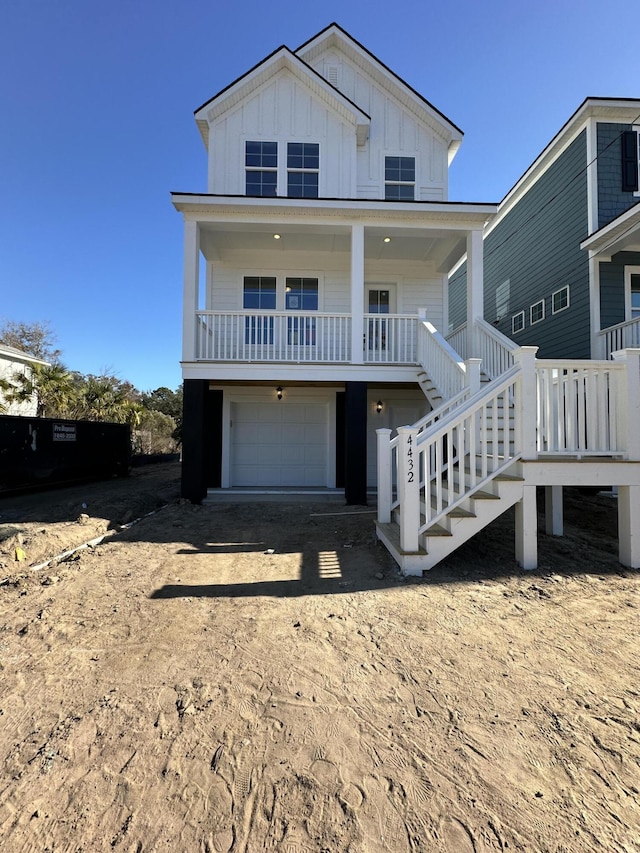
top-left (535, 360), bottom-right (624, 455)
top-left (417, 316), bottom-right (467, 399)
top-left (363, 314), bottom-right (417, 363)
top-left (196, 311), bottom-right (352, 362)
top-left (598, 317), bottom-right (640, 358)
top-left (445, 323), bottom-right (467, 361)
top-left (195, 311), bottom-right (418, 364)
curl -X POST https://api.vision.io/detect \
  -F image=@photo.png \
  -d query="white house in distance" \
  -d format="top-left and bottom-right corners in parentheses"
top-left (174, 23), bottom-right (640, 573)
top-left (0, 344), bottom-right (48, 417)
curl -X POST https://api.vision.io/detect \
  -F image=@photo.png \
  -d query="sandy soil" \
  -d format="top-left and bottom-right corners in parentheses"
top-left (0, 463), bottom-right (638, 852)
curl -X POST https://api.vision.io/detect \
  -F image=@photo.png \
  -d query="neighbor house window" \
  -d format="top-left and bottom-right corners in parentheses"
top-left (552, 286), bottom-right (570, 314)
top-left (495, 280), bottom-right (510, 322)
top-left (512, 311), bottom-right (525, 334)
top-left (530, 299), bottom-right (545, 325)
top-left (385, 156), bottom-right (415, 200)
top-left (244, 276), bottom-right (276, 344)
top-left (245, 141), bottom-right (277, 196)
top-left (286, 277), bottom-right (318, 345)
top-left (625, 267), bottom-right (640, 320)
top-left (287, 143), bottom-right (319, 198)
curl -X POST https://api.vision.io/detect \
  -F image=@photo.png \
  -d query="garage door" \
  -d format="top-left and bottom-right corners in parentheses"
top-left (230, 401), bottom-right (328, 487)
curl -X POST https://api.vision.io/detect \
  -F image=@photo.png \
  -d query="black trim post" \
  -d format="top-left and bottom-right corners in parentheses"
top-left (344, 381), bottom-right (367, 505)
top-left (182, 379), bottom-right (217, 503)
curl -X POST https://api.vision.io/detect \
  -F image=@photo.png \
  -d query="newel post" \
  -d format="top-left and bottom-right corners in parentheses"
top-left (376, 428), bottom-right (393, 524)
top-left (612, 348), bottom-right (640, 460)
top-left (465, 357), bottom-right (482, 394)
top-left (397, 426), bottom-right (420, 553)
top-left (513, 346), bottom-right (539, 460)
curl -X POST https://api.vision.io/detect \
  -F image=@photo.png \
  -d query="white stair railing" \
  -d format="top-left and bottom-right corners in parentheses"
top-left (598, 317), bottom-right (640, 358)
top-left (474, 318), bottom-right (517, 379)
top-left (417, 314), bottom-right (467, 400)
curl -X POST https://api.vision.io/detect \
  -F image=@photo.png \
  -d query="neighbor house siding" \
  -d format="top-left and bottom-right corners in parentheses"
top-left (599, 250), bottom-right (640, 329)
top-left (481, 130), bottom-right (590, 358)
top-left (597, 122), bottom-right (639, 228)
top-left (448, 261), bottom-right (467, 333)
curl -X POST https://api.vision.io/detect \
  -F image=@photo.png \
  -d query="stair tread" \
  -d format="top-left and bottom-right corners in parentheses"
top-left (376, 521), bottom-right (428, 556)
top-left (423, 522), bottom-right (452, 537)
top-left (448, 506), bottom-right (476, 518)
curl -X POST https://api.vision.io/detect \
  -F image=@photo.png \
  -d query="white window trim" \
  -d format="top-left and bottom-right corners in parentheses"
top-left (383, 153), bottom-right (417, 200)
top-left (238, 270), bottom-right (324, 311)
top-left (243, 137), bottom-right (321, 198)
top-left (512, 311), bottom-right (525, 335)
top-left (495, 279), bottom-right (510, 321)
top-left (530, 299), bottom-right (545, 325)
top-left (624, 265), bottom-right (640, 320)
top-left (552, 285), bottom-right (570, 314)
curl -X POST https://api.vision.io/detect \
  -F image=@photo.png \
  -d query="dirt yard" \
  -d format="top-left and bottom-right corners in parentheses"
top-left (0, 462), bottom-right (638, 852)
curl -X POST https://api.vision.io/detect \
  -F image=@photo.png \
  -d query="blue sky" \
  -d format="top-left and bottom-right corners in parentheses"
top-left (2, 0), bottom-right (639, 392)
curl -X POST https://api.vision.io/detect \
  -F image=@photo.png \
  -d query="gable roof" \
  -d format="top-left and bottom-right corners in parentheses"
top-left (193, 23), bottom-right (462, 158)
top-left (295, 23), bottom-right (463, 160)
top-left (0, 344), bottom-right (49, 367)
top-left (194, 43), bottom-right (371, 149)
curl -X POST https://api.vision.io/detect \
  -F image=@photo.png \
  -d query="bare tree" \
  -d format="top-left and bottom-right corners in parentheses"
top-left (0, 319), bottom-right (61, 362)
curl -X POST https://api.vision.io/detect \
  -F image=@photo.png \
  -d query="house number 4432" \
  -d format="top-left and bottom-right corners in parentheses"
top-left (407, 434), bottom-right (414, 483)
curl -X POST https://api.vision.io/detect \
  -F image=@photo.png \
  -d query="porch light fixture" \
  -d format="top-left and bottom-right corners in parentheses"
top-left (276, 386), bottom-right (283, 400)
top-left (273, 233), bottom-right (281, 239)
top-left (376, 400), bottom-right (383, 413)
top-left (383, 237), bottom-right (391, 243)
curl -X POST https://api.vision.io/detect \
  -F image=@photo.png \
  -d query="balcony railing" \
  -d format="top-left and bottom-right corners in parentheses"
top-left (598, 317), bottom-right (640, 358)
top-left (194, 311), bottom-right (418, 364)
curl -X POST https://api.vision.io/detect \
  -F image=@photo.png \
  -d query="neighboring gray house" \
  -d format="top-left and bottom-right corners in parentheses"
top-left (450, 98), bottom-right (640, 359)
top-left (0, 344), bottom-right (49, 417)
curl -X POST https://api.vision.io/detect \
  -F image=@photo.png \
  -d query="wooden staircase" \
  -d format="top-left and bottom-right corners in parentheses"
top-left (376, 463), bottom-right (523, 575)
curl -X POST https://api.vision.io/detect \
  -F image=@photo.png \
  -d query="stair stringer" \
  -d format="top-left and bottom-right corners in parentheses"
top-left (376, 476), bottom-right (524, 576)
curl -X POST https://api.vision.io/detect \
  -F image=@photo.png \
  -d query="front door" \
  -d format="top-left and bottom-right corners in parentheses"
top-left (366, 283), bottom-right (396, 357)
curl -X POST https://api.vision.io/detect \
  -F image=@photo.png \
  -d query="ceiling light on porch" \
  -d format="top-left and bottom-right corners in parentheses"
top-left (273, 233), bottom-right (281, 239)
top-left (383, 237), bottom-right (391, 243)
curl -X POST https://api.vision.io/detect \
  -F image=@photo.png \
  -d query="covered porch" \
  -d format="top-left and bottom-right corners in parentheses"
top-left (173, 195), bottom-right (496, 370)
top-left (582, 201), bottom-right (640, 358)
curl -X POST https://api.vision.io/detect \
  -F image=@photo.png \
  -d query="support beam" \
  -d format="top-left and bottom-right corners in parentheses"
top-left (344, 381), bottom-right (367, 504)
top-left (182, 220), bottom-right (200, 362)
top-left (515, 485), bottom-right (538, 570)
top-left (350, 224), bottom-right (365, 365)
top-left (618, 485), bottom-right (640, 568)
top-left (182, 379), bottom-right (218, 503)
top-left (544, 486), bottom-right (564, 536)
top-left (466, 228), bottom-right (484, 358)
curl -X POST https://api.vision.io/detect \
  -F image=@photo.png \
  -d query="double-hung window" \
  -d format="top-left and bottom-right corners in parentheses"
top-left (286, 277), bottom-right (318, 345)
top-left (287, 143), bottom-right (319, 198)
top-left (244, 277), bottom-right (276, 344)
top-left (626, 267), bottom-right (640, 320)
top-left (245, 141), bottom-right (277, 197)
top-left (385, 156), bottom-right (415, 200)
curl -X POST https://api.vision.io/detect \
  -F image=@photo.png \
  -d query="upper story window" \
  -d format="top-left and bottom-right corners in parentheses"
top-left (243, 276), bottom-right (276, 309)
top-left (625, 267), bottom-right (640, 320)
top-left (245, 141), bottom-right (277, 197)
top-left (385, 156), bottom-right (415, 200)
top-left (552, 286), bottom-right (570, 314)
top-left (287, 143), bottom-right (319, 198)
top-left (285, 277), bottom-right (318, 310)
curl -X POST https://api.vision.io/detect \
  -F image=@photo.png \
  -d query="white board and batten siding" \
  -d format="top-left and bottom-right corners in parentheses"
top-left (305, 50), bottom-right (449, 201)
top-left (208, 70), bottom-right (356, 197)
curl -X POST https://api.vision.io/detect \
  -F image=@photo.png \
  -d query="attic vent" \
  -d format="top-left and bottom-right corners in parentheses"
top-left (326, 65), bottom-right (339, 88)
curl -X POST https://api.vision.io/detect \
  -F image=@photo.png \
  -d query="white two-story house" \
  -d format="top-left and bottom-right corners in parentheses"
top-left (173, 23), bottom-right (493, 504)
top-left (174, 24), bottom-right (640, 573)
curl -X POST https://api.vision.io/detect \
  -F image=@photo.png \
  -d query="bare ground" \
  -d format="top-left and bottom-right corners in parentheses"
top-left (0, 463), bottom-right (638, 852)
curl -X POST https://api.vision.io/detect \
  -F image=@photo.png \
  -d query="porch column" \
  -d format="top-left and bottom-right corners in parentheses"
top-left (515, 485), bottom-right (538, 570)
top-left (545, 486), bottom-right (564, 536)
top-left (182, 219), bottom-right (200, 362)
top-left (344, 381), bottom-right (367, 504)
top-left (612, 349), bottom-right (640, 460)
top-left (466, 228), bottom-right (484, 358)
top-left (181, 379), bottom-right (217, 503)
top-left (351, 224), bottom-right (365, 364)
top-left (618, 486), bottom-right (640, 568)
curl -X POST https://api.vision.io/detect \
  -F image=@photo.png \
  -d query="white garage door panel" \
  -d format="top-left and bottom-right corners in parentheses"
top-left (231, 401), bottom-right (328, 487)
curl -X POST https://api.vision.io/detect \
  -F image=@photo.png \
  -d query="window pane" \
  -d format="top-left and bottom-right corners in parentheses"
top-left (246, 141), bottom-right (277, 168)
top-left (288, 142), bottom-right (319, 169)
top-left (244, 277), bottom-right (276, 309)
top-left (246, 171), bottom-right (277, 196)
top-left (288, 172), bottom-right (318, 198)
top-left (385, 183), bottom-right (414, 200)
top-left (399, 157), bottom-right (415, 181)
top-left (286, 278), bottom-right (318, 310)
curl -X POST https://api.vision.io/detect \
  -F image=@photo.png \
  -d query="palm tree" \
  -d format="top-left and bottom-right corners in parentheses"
top-left (7, 362), bottom-right (77, 418)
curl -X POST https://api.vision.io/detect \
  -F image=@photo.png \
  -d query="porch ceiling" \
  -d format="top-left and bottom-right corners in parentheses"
top-left (198, 221), bottom-right (467, 271)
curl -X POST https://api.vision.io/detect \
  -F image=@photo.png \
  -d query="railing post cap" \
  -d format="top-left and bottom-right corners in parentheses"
top-left (466, 357), bottom-right (482, 365)
top-left (513, 346), bottom-right (539, 356)
top-left (396, 425), bottom-right (416, 434)
top-left (612, 347), bottom-right (640, 361)
top-left (376, 428), bottom-right (393, 436)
